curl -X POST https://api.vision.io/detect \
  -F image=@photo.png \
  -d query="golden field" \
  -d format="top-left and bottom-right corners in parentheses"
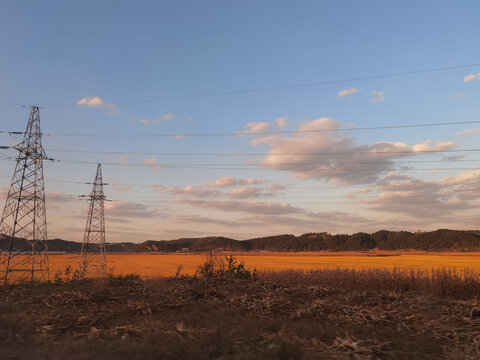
top-left (49, 251), bottom-right (480, 278)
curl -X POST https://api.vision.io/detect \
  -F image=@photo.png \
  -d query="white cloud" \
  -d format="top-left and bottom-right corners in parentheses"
top-left (161, 112), bottom-right (175, 121)
top-left (177, 215), bottom-right (248, 227)
top-left (113, 186), bottom-right (132, 191)
top-left (150, 177), bottom-right (281, 201)
top-left (177, 211), bottom-right (370, 230)
top-left (152, 185), bottom-right (222, 198)
top-left (133, 113), bottom-right (180, 126)
top-left (119, 155), bottom-right (128, 166)
top-left (344, 187), bottom-right (371, 198)
top-left (238, 117), bottom-right (290, 136)
top-left (227, 187), bottom-right (264, 199)
top-left (411, 140), bottom-right (456, 152)
top-left (175, 198), bottom-right (306, 216)
top-left (274, 210), bottom-right (369, 227)
top-left (270, 183), bottom-right (287, 192)
top-left (151, 166), bottom-right (167, 172)
top-left (105, 201), bottom-right (162, 218)
top-left (144, 158), bottom-right (158, 165)
top-left (455, 128), bottom-right (480, 137)
top-left (365, 187), bottom-right (463, 218)
top-left (174, 198), bottom-right (371, 230)
top-left (204, 176), bottom-right (268, 188)
top-left (442, 169), bottom-right (480, 186)
top-left (464, 73), bottom-right (480, 82)
top-left (371, 90), bottom-right (385, 103)
top-left (275, 117), bottom-right (287, 128)
top-left (338, 88), bottom-right (358, 98)
top-left (249, 117), bottom-right (456, 185)
top-left (46, 191), bottom-right (71, 204)
top-left (450, 92), bottom-right (469, 100)
top-left (77, 96), bottom-right (109, 107)
top-left (345, 169), bottom-right (480, 219)
top-left (238, 122), bottom-right (273, 135)
top-left (77, 96), bottom-right (119, 115)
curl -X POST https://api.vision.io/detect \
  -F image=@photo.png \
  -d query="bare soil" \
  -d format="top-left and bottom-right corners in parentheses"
top-left (1, 272), bottom-right (480, 359)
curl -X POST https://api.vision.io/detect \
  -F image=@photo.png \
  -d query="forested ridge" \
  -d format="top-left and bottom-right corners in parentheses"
top-left (135, 229), bottom-right (480, 252)
top-left (2, 229), bottom-right (480, 252)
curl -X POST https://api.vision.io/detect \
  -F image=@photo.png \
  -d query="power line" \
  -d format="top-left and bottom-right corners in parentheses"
top-left (1, 155), bottom-right (479, 171)
top-left (2, 62), bottom-right (477, 108)
top-left (2, 146), bottom-right (480, 157)
top-left (41, 120), bottom-right (480, 137)
top-left (0, 172), bottom-right (471, 195)
top-left (0, 173), bottom-right (300, 190)
top-left (2, 119), bottom-right (480, 138)
top-left (32, 159), bottom-right (480, 172)
top-left (0, 100), bottom-right (28, 108)
top-left (42, 191), bottom-right (480, 206)
top-left (39, 158), bottom-right (480, 166)
top-left (0, 173), bottom-right (101, 186)
top-left (94, 192), bottom-right (480, 200)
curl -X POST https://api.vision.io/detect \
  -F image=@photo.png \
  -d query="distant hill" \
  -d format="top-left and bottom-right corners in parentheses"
top-left (0, 235), bottom-right (136, 253)
top-left (136, 229), bottom-right (480, 252)
top-left (135, 237), bottom-right (243, 252)
top-left (1, 229), bottom-right (480, 253)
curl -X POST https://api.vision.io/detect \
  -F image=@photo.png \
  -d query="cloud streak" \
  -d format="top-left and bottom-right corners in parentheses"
top-left (204, 177), bottom-right (269, 188)
top-left (338, 88), bottom-right (358, 98)
top-left (455, 128), bottom-right (480, 137)
top-left (371, 90), bottom-right (385, 103)
top-left (464, 73), bottom-right (480, 82)
top-left (175, 198), bottom-right (306, 215)
top-left (105, 201), bottom-right (163, 218)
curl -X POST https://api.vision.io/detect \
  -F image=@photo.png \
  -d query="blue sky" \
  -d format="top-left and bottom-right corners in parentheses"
top-left (1, 1), bottom-right (480, 242)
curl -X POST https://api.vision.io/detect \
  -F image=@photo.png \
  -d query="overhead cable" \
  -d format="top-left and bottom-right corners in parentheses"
top-left (2, 62), bottom-right (479, 108)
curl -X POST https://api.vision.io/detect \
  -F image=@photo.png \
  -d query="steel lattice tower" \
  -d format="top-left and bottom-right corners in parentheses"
top-left (0, 106), bottom-right (50, 284)
top-left (79, 164), bottom-right (107, 277)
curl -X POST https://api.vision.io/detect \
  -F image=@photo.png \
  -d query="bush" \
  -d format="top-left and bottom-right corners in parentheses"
top-left (196, 253), bottom-right (257, 280)
top-left (53, 265), bottom-right (85, 284)
top-left (107, 273), bottom-right (142, 285)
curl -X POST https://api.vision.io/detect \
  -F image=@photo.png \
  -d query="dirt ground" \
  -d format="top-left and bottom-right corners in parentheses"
top-left (1, 271), bottom-right (480, 360)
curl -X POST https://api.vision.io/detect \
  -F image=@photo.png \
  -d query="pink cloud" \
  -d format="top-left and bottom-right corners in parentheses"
top-left (175, 198), bottom-right (306, 215)
top-left (249, 117), bottom-right (456, 185)
top-left (204, 176), bottom-right (268, 188)
top-left (227, 187), bottom-right (264, 199)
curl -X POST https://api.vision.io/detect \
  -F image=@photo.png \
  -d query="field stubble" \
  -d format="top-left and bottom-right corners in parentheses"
top-left (2, 267), bottom-right (480, 359)
top-left (3, 253), bottom-right (480, 359)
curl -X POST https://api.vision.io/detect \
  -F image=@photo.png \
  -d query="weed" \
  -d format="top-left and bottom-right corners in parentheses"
top-left (53, 265), bottom-right (85, 284)
top-left (107, 273), bottom-right (142, 285)
top-left (195, 253), bottom-right (256, 280)
top-left (174, 265), bottom-right (184, 278)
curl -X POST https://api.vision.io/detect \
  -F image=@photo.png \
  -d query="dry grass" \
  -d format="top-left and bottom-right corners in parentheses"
top-left (48, 251), bottom-right (480, 279)
top-left (259, 268), bottom-right (480, 298)
top-left (2, 266), bottom-right (480, 359)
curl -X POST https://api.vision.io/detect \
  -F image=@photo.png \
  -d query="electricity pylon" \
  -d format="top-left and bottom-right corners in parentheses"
top-left (79, 164), bottom-right (107, 277)
top-left (0, 106), bottom-right (50, 284)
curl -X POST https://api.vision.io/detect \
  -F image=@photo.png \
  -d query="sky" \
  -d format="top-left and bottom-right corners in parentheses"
top-left (1, 1), bottom-right (480, 242)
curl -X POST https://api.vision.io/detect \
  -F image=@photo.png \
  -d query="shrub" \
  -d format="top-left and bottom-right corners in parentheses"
top-left (196, 253), bottom-right (257, 280)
